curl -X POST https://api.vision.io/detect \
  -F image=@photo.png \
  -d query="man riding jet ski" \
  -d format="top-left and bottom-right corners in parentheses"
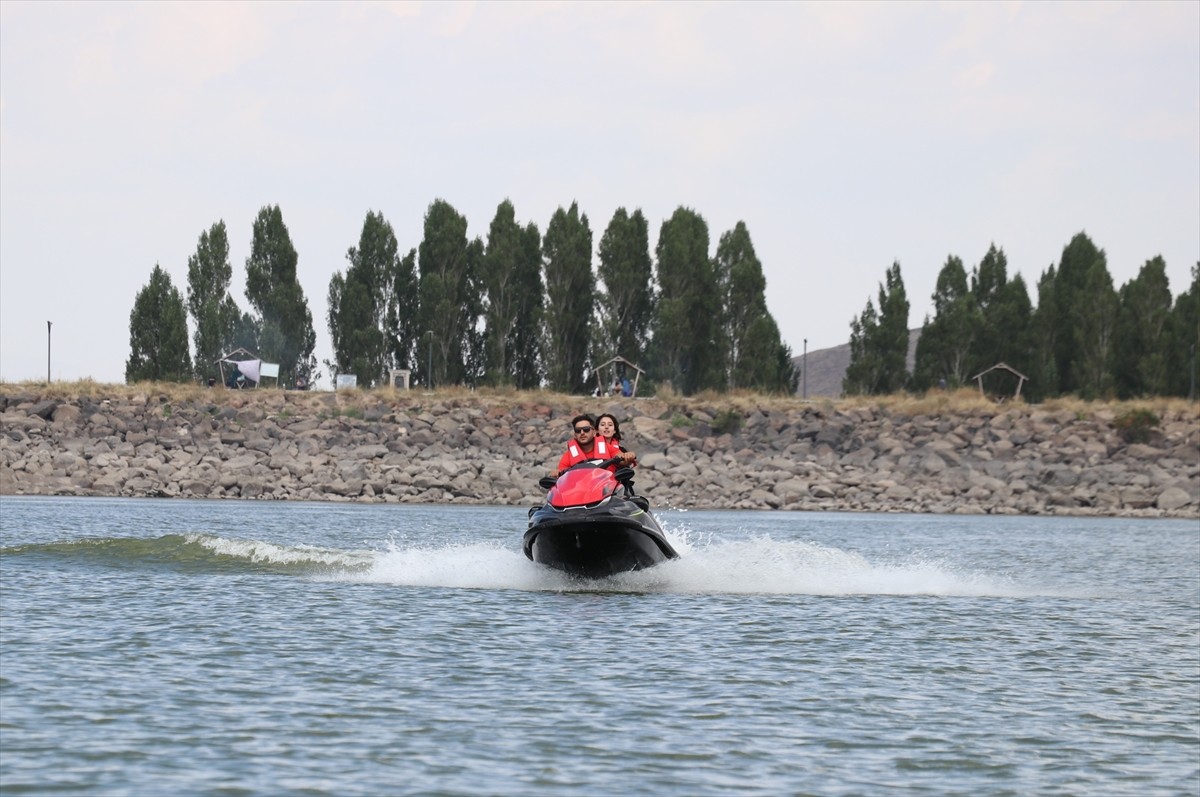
top-left (552, 414), bottom-right (633, 475)
top-left (524, 415), bottom-right (678, 578)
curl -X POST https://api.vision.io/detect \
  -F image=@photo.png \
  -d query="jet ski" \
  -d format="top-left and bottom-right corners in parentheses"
top-left (524, 457), bottom-right (679, 579)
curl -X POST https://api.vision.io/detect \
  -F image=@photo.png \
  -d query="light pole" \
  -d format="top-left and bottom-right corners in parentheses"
top-left (47, 321), bottom-right (52, 384)
top-left (802, 338), bottom-right (807, 400)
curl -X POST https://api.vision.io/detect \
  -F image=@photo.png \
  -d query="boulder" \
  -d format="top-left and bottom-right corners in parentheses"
top-left (28, 400), bottom-right (58, 420)
top-left (1156, 487), bottom-right (1193, 511)
top-left (810, 483), bottom-right (837, 499)
top-left (772, 478), bottom-right (809, 500)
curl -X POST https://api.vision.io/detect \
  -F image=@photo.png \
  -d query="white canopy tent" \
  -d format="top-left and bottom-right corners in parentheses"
top-left (214, 348), bottom-right (280, 389)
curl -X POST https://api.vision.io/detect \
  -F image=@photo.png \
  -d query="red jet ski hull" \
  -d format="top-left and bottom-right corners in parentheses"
top-left (524, 463), bottom-right (678, 578)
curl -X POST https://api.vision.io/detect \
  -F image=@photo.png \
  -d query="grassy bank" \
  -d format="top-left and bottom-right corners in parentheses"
top-left (4, 380), bottom-right (1196, 422)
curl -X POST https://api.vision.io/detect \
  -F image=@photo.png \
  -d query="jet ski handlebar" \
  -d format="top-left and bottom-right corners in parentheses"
top-left (538, 457), bottom-right (628, 490)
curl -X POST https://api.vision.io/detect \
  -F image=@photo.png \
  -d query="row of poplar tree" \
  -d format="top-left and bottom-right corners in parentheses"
top-left (843, 232), bottom-right (1200, 401)
top-left (125, 200), bottom-right (798, 395)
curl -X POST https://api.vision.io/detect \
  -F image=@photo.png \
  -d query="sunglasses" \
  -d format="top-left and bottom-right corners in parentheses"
top-left (574, 426), bottom-right (593, 433)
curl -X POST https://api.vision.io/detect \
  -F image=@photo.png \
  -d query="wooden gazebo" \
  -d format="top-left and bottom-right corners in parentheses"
top-left (971, 362), bottom-right (1028, 402)
top-left (593, 356), bottom-right (646, 398)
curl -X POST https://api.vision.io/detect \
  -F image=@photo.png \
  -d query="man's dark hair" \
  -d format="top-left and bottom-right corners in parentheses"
top-left (570, 414), bottom-right (596, 429)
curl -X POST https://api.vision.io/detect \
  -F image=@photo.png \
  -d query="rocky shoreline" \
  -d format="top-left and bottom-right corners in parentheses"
top-left (1, 387), bottom-right (1196, 518)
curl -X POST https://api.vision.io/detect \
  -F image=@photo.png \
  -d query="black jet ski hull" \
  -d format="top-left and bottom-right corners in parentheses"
top-left (524, 500), bottom-right (679, 579)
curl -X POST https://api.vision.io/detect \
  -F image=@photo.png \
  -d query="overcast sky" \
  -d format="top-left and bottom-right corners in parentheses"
top-left (1, 1), bottom-right (1197, 387)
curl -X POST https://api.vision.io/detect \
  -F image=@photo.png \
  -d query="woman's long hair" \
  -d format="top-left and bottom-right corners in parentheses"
top-left (597, 413), bottom-right (623, 444)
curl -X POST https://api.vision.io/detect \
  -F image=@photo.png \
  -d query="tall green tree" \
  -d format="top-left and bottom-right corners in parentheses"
top-left (971, 243), bottom-right (1007, 313)
top-left (126, 264), bottom-right (191, 383)
top-left (1029, 266), bottom-right (1060, 401)
top-left (326, 276), bottom-right (377, 384)
top-left (736, 314), bottom-right (797, 394)
top-left (1073, 258), bottom-right (1118, 398)
top-left (970, 244), bottom-right (1009, 368)
top-left (462, 238), bottom-right (487, 386)
top-left (877, 261), bottom-right (911, 392)
top-left (542, 202), bottom-right (595, 393)
top-left (650, 207), bottom-right (722, 395)
top-left (511, 223), bottom-right (545, 389)
top-left (843, 297), bottom-right (881, 396)
top-left (227, 304), bottom-right (260, 353)
top-left (185, 220), bottom-right (241, 378)
top-left (969, 244), bottom-right (1035, 383)
top-left (1053, 232), bottom-right (1106, 394)
top-left (1113, 256), bottom-right (1173, 398)
top-left (714, 221), bottom-right (795, 392)
top-left (416, 199), bottom-right (481, 387)
top-left (327, 210), bottom-right (399, 385)
top-left (480, 200), bottom-right (543, 387)
top-left (384, 248), bottom-right (419, 374)
top-left (913, 255), bottom-right (978, 390)
top-left (989, 274), bottom-right (1034, 380)
top-left (595, 208), bottom-right (655, 368)
top-left (843, 262), bottom-right (909, 395)
top-left (244, 205), bottom-right (317, 386)
top-left (1167, 262), bottom-right (1199, 399)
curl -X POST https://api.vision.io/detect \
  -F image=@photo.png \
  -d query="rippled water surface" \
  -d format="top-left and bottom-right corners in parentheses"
top-left (1, 496), bottom-right (1197, 796)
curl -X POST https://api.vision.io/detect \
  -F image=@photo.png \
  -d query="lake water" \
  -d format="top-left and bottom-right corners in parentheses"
top-left (1, 496), bottom-right (1197, 796)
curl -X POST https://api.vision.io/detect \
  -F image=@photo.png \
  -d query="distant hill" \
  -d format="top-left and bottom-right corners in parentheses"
top-left (792, 330), bottom-right (921, 397)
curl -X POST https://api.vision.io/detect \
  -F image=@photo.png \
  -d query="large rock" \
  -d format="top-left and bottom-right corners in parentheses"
top-left (1157, 487), bottom-right (1194, 511)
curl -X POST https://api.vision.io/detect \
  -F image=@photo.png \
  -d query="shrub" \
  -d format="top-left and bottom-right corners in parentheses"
top-left (1112, 408), bottom-right (1160, 444)
top-left (670, 412), bottom-right (694, 429)
top-left (712, 408), bottom-right (743, 435)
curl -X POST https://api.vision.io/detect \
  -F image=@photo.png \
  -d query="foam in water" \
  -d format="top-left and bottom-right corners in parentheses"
top-left (6, 528), bottom-right (1041, 597)
top-left (186, 533), bottom-right (372, 570)
top-left (327, 524), bottom-right (1040, 597)
top-left (346, 539), bottom-right (557, 591)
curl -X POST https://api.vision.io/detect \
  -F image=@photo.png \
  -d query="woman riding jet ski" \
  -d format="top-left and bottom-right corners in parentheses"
top-left (524, 415), bottom-right (678, 578)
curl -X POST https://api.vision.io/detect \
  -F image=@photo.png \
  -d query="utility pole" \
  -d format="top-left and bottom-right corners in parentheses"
top-left (802, 338), bottom-right (807, 400)
top-left (46, 321), bottom-right (52, 384)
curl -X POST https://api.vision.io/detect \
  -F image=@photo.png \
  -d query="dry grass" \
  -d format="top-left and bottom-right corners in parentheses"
top-left (838, 388), bottom-right (1000, 416)
top-left (1, 379), bottom-right (300, 407)
top-left (3, 379), bottom-right (1196, 420)
top-left (2, 378), bottom-right (119, 401)
top-left (1038, 395), bottom-right (1199, 419)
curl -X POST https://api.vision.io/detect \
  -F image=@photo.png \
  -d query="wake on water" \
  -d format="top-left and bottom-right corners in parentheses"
top-left (345, 532), bottom-right (1038, 597)
top-left (3, 522), bottom-right (1048, 598)
top-left (226, 519), bottom-right (1043, 597)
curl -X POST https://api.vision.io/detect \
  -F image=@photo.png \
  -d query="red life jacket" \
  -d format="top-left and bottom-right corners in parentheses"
top-left (558, 436), bottom-right (610, 471)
